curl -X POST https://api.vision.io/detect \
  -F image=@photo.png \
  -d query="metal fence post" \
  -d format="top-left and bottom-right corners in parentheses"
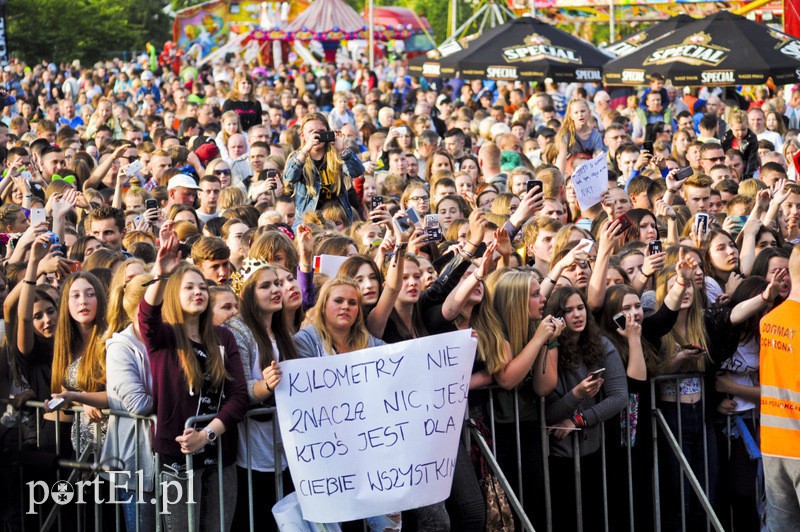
top-left (573, 432), bottom-right (583, 532)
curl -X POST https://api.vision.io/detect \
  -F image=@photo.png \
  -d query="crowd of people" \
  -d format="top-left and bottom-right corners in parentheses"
top-left (0, 50), bottom-right (798, 532)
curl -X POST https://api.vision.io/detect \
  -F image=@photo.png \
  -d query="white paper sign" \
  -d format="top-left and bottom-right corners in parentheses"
top-left (275, 330), bottom-right (476, 524)
top-left (571, 152), bottom-right (609, 211)
top-left (314, 255), bottom-right (349, 278)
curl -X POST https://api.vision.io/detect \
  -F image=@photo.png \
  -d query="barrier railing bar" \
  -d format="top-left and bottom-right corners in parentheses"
top-left (539, 398), bottom-right (552, 532)
top-left (652, 409), bottom-right (725, 532)
top-left (514, 389), bottom-right (523, 504)
top-left (572, 433), bottom-right (583, 532)
top-left (625, 402), bottom-right (635, 531)
top-left (600, 421), bottom-right (609, 532)
top-left (700, 382), bottom-right (711, 532)
top-left (466, 418), bottom-right (536, 532)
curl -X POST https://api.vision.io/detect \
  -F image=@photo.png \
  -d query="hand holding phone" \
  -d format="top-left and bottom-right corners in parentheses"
top-left (406, 208), bottom-right (422, 228)
top-left (648, 240), bottom-right (663, 255)
top-left (674, 166), bottom-right (694, 181)
top-left (694, 213), bottom-right (709, 238)
top-left (588, 368), bottom-right (606, 381)
top-left (613, 312), bottom-right (627, 330)
top-left (615, 212), bottom-right (633, 233)
top-left (30, 208), bottom-right (47, 226)
top-left (527, 180), bottom-right (543, 193)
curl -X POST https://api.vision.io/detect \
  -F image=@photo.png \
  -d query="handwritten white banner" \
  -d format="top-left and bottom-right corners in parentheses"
top-left (275, 330), bottom-right (476, 523)
top-left (572, 152), bottom-right (609, 211)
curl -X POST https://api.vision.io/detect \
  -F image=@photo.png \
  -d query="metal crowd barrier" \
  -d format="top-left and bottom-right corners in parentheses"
top-left (471, 372), bottom-right (743, 532)
top-left (5, 371), bottom-right (757, 532)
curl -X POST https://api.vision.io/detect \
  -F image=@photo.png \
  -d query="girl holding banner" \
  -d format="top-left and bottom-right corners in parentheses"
top-left (294, 277), bottom-right (401, 530)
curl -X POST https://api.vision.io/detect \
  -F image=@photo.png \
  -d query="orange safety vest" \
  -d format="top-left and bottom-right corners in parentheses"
top-left (760, 300), bottom-right (800, 459)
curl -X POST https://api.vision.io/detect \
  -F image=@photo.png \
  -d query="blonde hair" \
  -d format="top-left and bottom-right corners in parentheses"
top-left (106, 273), bottom-right (153, 336)
top-left (296, 113), bottom-right (347, 198)
top-left (220, 110), bottom-right (241, 146)
top-left (312, 277), bottom-right (370, 354)
top-left (655, 266), bottom-right (709, 372)
top-left (488, 270), bottom-right (537, 373)
top-left (219, 187), bottom-right (247, 211)
top-left (555, 98), bottom-right (590, 152)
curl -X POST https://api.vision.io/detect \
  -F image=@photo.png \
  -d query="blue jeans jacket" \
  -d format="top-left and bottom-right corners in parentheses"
top-left (284, 148), bottom-right (365, 229)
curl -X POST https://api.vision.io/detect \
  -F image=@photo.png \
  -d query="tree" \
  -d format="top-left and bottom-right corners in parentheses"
top-left (7, 0), bottom-right (171, 64)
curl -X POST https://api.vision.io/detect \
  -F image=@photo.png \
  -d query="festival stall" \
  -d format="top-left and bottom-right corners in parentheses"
top-left (172, 0), bottom-right (311, 59)
top-left (603, 10), bottom-right (800, 86)
top-left (241, 0), bottom-right (423, 63)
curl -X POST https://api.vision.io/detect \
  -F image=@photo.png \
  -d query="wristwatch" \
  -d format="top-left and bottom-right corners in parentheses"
top-left (203, 426), bottom-right (217, 442)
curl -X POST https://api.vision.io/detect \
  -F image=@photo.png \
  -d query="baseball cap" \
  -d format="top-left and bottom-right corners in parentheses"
top-left (478, 89), bottom-right (493, 101)
top-left (141, 70), bottom-right (154, 81)
top-left (167, 174), bottom-right (201, 191)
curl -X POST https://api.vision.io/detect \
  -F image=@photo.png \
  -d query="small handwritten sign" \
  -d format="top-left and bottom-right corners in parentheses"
top-left (572, 152), bottom-right (609, 210)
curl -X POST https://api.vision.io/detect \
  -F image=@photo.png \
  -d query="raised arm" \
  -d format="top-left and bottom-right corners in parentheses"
top-left (441, 241), bottom-right (498, 322)
top-left (494, 315), bottom-right (565, 393)
top-left (15, 234), bottom-right (53, 355)
top-left (143, 221), bottom-right (181, 308)
top-left (588, 218), bottom-right (621, 311)
top-left (366, 235), bottom-right (405, 339)
top-left (730, 269), bottom-right (787, 325)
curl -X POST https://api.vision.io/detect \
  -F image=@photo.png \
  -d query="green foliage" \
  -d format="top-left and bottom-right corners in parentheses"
top-left (7, 0), bottom-right (172, 64)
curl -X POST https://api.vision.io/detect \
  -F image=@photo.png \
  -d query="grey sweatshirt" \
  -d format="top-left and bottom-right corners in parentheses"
top-left (545, 335), bottom-right (628, 457)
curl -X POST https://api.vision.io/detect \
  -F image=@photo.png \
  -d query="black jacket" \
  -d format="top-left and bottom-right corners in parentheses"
top-left (721, 129), bottom-right (759, 180)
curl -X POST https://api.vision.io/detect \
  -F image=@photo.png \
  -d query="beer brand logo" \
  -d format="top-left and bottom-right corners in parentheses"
top-left (525, 34), bottom-right (550, 46)
top-left (770, 30), bottom-right (791, 43)
top-left (644, 32), bottom-right (729, 67)
top-left (575, 69), bottom-right (602, 81)
top-left (701, 70), bottom-right (736, 84)
top-left (486, 66), bottom-right (518, 80)
top-left (605, 32), bottom-right (648, 57)
top-left (422, 63), bottom-right (441, 77)
top-left (780, 40), bottom-right (800, 60)
top-left (502, 33), bottom-right (581, 64)
top-left (438, 42), bottom-right (463, 58)
top-left (621, 69), bottom-right (646, 83)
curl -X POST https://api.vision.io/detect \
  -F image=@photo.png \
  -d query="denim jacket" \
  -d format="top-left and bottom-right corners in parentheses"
top-left (284, 148), bottom-right (365, 229)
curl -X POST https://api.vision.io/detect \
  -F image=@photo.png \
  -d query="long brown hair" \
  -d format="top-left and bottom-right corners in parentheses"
top-left (228, 72), bottom-right (256, 102)
top-left (51, 272), bottom-right (107, 393)
top-left (312, 277), bottom-right (370, 354)
top-left (239, 266), bottom-right (298, 369)
top-left (600, 284), bottom-right (663, 373)
top-left (162, 264), bottom-right (229, 392)
top-left (543, 285), bottom-right (605, 370)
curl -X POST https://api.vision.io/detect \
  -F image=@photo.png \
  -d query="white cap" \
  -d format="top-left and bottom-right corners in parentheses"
top-left (141, 70), bottom-right (154, 81)
top-left (490, 122), bottom-right (511, 139)
top-left (167, 174), bottom-right (201, 191)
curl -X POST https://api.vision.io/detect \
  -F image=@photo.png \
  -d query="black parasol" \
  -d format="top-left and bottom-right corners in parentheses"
top-left (603, 10), bottom-right (800, 87)
top-left (408, 16), bottom-right (611, 83)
